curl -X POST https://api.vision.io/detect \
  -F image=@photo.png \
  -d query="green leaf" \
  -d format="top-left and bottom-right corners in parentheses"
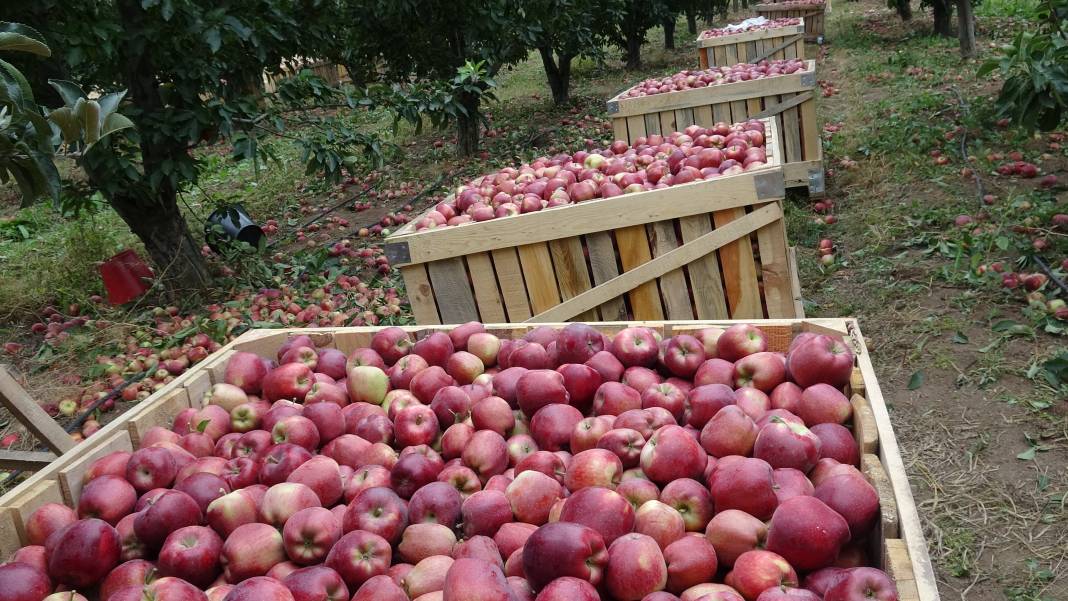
top-left (48, 106), bottom-right (82, 144)
top-left (47, 80), bottom-right (85, 106)
top-left (951, 331), bottom-right (969, 344)
top-left (204, 28), bottom-right (221, 53)
top-left (0, 22), bottom-right (51, 56)
top-left (1017, 446), bottom-right (1037, 461)
top-left (196, 419), bottom-right (210, 433)
top-left (100, 112), bottom-right (135, 138)
top-left (907, 370), bottom-right (925, 390)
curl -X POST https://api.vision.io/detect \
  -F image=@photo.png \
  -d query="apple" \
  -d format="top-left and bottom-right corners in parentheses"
top-left (753, 417), bottom-right (821, 472)
top-left (442, 558), bottom-right (513, 601)
top-left (814, 473), bottom-right (880, 540)
top-left (709, 457), bottom-right (778, 520)
top-left (660, 478), bottom-right (713, 532)
top-left (694, 358), bottom-right (735, 387)
top-left (571, 415), bottom-right (613, 453)
top-left (301, 402), bottom-right (345, 446)
top-left (126, 446), bottom-right (178, 493)
top-left (823, 568), bottom-right (898, 601)
top-left (371, 327), bottom-right (413, 364)
top-left (446, 351), bottom-right (485, 385)
top-left (454, 535), bottom-right (503, 568)
top-left (661, 335), bottom-right (706, 378)
top-left (605, 532), bottom-right (668, 600)
top-left (207, 490), bottom-right (259, 537)
top-left (803, 567), bottom-right (849, 597)
top-left (461, 489), bottom-right (513, 538)
top-left (396, 404), bottom-right (442, 447)
top-left (593, 381), bottom-right (642, 416)
top-left (462, 430), bottom-right (509, 480)
top-left (0, 561), bottom-right (51, 601)
top-left (586, 350), bottom-right (625, 382)
top-left (515, 450), bottom-right (566, 483)
top-left (282, 345), bottom-right (319, 371)
top-left (325, 530), bottom-right (392, 591)
top-left (471, 396), bottom-right (515, 436)
top-left (557, 323), bottom-right (606, 363)
top-left (505, 470), bottom-right (563, 525)
top-left (769, 382), bottom-right (802, 414)
top-left (755, 587), bottom-right (821, 601)
top-left (26, 503), bottom-right (77, 546)
top-left (344, 486), bottom-right (409, 543)
top-left (47, 518), bottom-right (121, 587)
top-left (411, 366), bottom-right (455, 403)
top-left (134, 489), bottom-right (202, 551)
top-left (413, 332), bottom-right (455, 367)
top-left (430, 386), bottom-right (473, 427)
top-left (597, 428), bottom-right (646, 468)
top-left (467, 333), bottom-right (502, 367)
top-left (77, 474), bottom-right (136, 524)
top-left (642, 383), bottom-right (687, 423)
top-left (403, 555), bottom-right (455, 598)
top-left (797, 384), bottom-right (852, 426)
top-left (347, 366), bottom-right (390, 404)
top-left (263, 362), bottom-right (314, 402)
top-left (225, 351), bottom-right (269, 394)
top-left (261, 482), bottom-right (322, 528)
top-left (734, 353), bottom-right (786, 392)
top-left (700, 405), bottom-right (758, 458)
top-left (522, 521), bottom-right (608, 590)
top-left (530, 403), bottom-right (583, 452)
top-left (764, 496), bottom-right (850, 572)
top-left (283, 507), bottom-right (342, 565)
top-left (536, 575), bottom-right (600, 600)
top-left (622, 366), bottom-right (662, 395)
top-left (116, 513), bottom-right (145, 560)
top-left (786, 335), bottom-right (853, 389)
top-left (159, 525), bottom-right (224, 587)
top-left (221, 576), bottom-right (294, 601)
top-left (284, 566), bottom-right (350, 601)
top-left (725, 550), bottom-right (798, 601)
top-left (565, 448), bottom-right (623, 491)
top-left (556, 363), bottom-right (602, 413)
top-left (408, 480), bottom-right (463, 526)
top-left (664, 534), bottom-right (718, 594)
top-left (810, 423), bottom-right (859, 466)
top-left (100, 558), bottom-right (157, 601)
top-left (772, 468), bottom-right (814, 504)
top-left (391, 449), bottom-right (445, 498)
top-left (634, 499), bottom-right (687, 550)
top-left (259, 443), bottom-right (313, 485)
top-left (617, 476), bottom-right (660, 511)
top-left (390, 354), bottom-right (430, 390)
top-left (176, 471), bottom-right (231, 513)
top-left (611, 327), bottom-right (659, 367)
top-left (398, 523), bottom-right (458, 564)
top-left (716, 325), bottom-right (768, 362)
top-left (641, 425), bottom-right (705, 485)
top-left (304, 382), bottom-right (348, 407)
top-left (515, 369), bottom-right (569, 417)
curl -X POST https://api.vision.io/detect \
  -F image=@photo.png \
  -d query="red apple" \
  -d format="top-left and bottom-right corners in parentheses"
top-left (47, 518), bottom-right (121, 587)
top-left (284, 566), bottom-right (350, 601)
top-left (565, 448), bottom-right (623, 491)
top-left (207, 489), bottom-right (259, 537)
top-left (403, 555), bottom-right (455, 598)
top-left (530, 403), bottom-right (583, 452)
top-left (642, 383), bottom-right (687, 423)
top-left (263, 362), bottom-right (314, 402)
top-left (734, 353), bottom-right (787, 392)
top-left (769, 382), bottom-right (802, 414)
top-left (700, 405), bottom-right (758, 458)
top-left (371, 327), bottom-right (413, 364)
top-left (344, 487), bottom-right (408, 544)
top-left (813, 473), bottom-right (879, 540)
top-left (716, 325), bottom-right (768, 362)
top-left (442, 558), bottom-right (512, 601)
top-left (462, 430), bottom-right (509, 480)
top-left (100, 558), bottom-right (157, 601)
top-left (159, 525), bottom-right (224, 587)
top-left (398, 523), bottom-right (457, 564)
top-left (641, 425), bottom-right (705, 485)
top-left (661, 335), bottom-right (706, 378)
top-left (134, 490), bottom-right (202, 551)
top-left (597, 428), bottom-right (646, 468)
top-left (409, 480), bottom-right (463, 526)
top-left (823, 568), bottom-right (898, 601)
top-left (664, 534), bottom-right (718, 594)
top-left (461, 490), bottom-right (513, 538)
top-left (396, 404), bottom-right (441, 447)
top-left (634, 499), bottom-right (687, 550)
top-left (570, 415), bottom-right (614, 453)
top-left (725, 550), bottom-right (798, 601)
top-left (261, 482), bottom-right (321, 528)
top-left (325, 530), bottom-right (392, 590)
top-left (605, 532), bottom-right (668, 600)
top-left (593, 382), bottom-right (642, 416)
top-left (283, 507), bottom-right (342, 565)
top-left (797, 384), bottom-right (852, 426)
top-left (176, 472), bottom-right (231, 513)
top-left (222, 576), bottom-right (294, 601)
top-left (536, 576), bottom-right (600, 601)
top-left (557, 323), bottom-right (606, 363)
top-left (772, 468), bottom-right (814, 504)
top-left (522, 521), bottom-right (608, 590)
top-left (0, 561), bottom-right (51, 601)
top-left (686, 384), bottom-right (735, 429)
top-left (26, 503), bottom-right (77, 546)
top-left (765, 496), bottom-right (850, 572)
top-left (505, 470), bottom-right (563, 525)
top-left (258, 443), bottom-right (313, 485)
top-left (611, 327), bottom-right (660, 367)
top-left (753, 418), bottom-right (821, 472)
top-left (810, 423), bottom-right (859, 466)
top-left (694, 358), bottom-right (735, 387)
top-left (709, 457), bottom-right (778, 520)
top-left (586, 350), bottom-right (625, 382)
top-left (126, 446), bottom-right (178, 493)
top-left (661, 478), bottom-right (713, 532)
top-left (77, 474), bottom-right (136, 524)
top-left (389, 354), bottom-right (429, 390)
top-left (786, 335), bottom-right (853, 389)
top-left (226, 352), bottom-right (269, 394)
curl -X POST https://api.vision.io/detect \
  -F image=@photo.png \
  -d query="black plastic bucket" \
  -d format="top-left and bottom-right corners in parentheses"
top-left (205, 204), bottom-right (265, 252)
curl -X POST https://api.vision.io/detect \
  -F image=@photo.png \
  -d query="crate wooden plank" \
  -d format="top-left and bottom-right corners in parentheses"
top-left (863, 453), bottom-right (901, 539)
top-left (401, 265), bottom-right (440, 325)
top-left (427, 258), bottom-right (480, 324)
top-left (675, 107), bottom-right (695, 130)
top-left (129, 386), bottom-right (193, 448)
top-left (780, 93), bottom-right (804, 164)
top-left (585, 232), bottom-right (628, 322)
top-left (529, 205), bottom-right (782, 322)
top-left (0, 451), bottom-right (56, 470)
top-left (0, 507), bottom-right (22, 557)
top-left (788, 246), bottom-right (805, 317)
top-left (713, 208), bottom-right (764, 318)
top-left (614, 225), bottom-right (664, 321)
top-left (466, 252), bottom-right (508, 324)
top-left (612, 118), bottom-right (628, 142)
top-left (644, 113), bottom-right (661, 136)
top-left (885, 539), bottom-right (922, 601)
top-left (1, 478), bottom-right (64, 554)
top-left (650, 220), bottom-right (695, 320)
top-left (58, 429), bottom-right (133, 504)
top-left (755, 214), bottom-right (796, 318)
top-left (678, 215), bottom-right (729, 319)
top-left (517, 243), bottom-right (562, 315)
top-left (185, 369), bottom-right (212, 409)
top-left (695, 104), bottom-right (714, 127)
top-left (626, 115), bottom-right (647, 141)
top-left (850, 368), bottom-right (867, 397)
top-left (0, 365), bottom-right (76, 455)
top-left (491, 248), bottom-right (533, 322)
top-left (712, 102), bottom-right (730, 125)
top-left (548, 237), bottom-right (598, 322)
top-left (851, 394), bottom-right (879, 454)
top-left (659, 111), bottom-right (675, 136)
top-left (697, 23), bottom-right (805, 47)
top-left (799, 92), bottom-right (821, 161)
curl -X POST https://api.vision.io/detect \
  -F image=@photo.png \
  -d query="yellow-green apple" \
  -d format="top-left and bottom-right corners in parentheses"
top-left (461, 489), bottom-right (513, 537)
top-left (705, 509), bottom-right (768, 568)
top-left (225, 352), bottom-right (269, 394)
top-left (45, 518), bottom-right (121, 587)
top-left (325, 530), bottom-right (391, 590)
top-left (209, 383), bottom-right (250, 413)
top-left (347, 365), bottom-right (390, 405)
top-left (664, 534), bottom-right (718, 594)
top-left (467, 333), bottom-right (501, 368)
top-left (372, 327), bottom-right (413, 365)
top-left (159, 525), bottom-right (224, 587)
top-left (769, 382), bottom-right (802, 414)
top-left (505, 470), bottom-right (563, 525)
top-left (176, 472), bottom-right (230, 513)
top-left (709, 457), bottom-right (778, 520)
top-left (700, 405), bottom-right (758, 458)
top-left (771, 468), bottom-right (814, 504)
top-left (660, 478), bottom-right (713, 532)
top-left (442, 558), bottom-right (512, 601)
top-left (263, 362), bottom-right (314, 402)
top-left (786, 335), bottom-right (854, 389)
top-left (258, 443), bottom-right (313, 485)
top-left (640, 425), bottom-right (705, 485)
top-left (390, 354), bottom-right (429, 390)
top-left (564, 448), bottom-right (623, 491)
top-left (344, 487), bottom-right (408, 543)
top-left (823, 568), bottom-right (897, 601)
top-left (611, 327), bottom-right (659, 367)
top-left (593, 382), bottom-right (642, 416)
top-left (446, 351), bottom-right (485, 385)
top-left (559, 486), bottom-right (634, 545)
top-left (753, 418), bottom-right (821, 472)
top-left (261, 482), bottom-right (321, 528)
top-left (521, 522), bottom-right (608, 590)
top-left (694, 358), bottom-right (735, 387)
top-left (206, 490), bottom-right (258, 537)
top-left (661, 335), bottom-right (706, 378)
top-left (725, 550), bottom-right (798, 601)
top-left (230, 403), bottom-right (266, 433)
top-left (538, 576), bottom-right (601, 600)
top-left (585, 350), bottom-right (625, 383)
top-left (765, 496), bottom-right (849, 572)
top-left (734, 352), bottom-right (787, 393)
top-left (813, 473), bottom-right (879, 540)
top-left (409, 481), bottom-right (463, 526)
top-left (403, 555), bottom-right (454, 598)
top-left (352, 574), bottom-right (408, 601)
top-left (126, 446), bottom-right (178, 494)
top-left (398, 523), bottom-right (457, 564)
top-left (716, 325), bottom-right (768, 362)
top-left (530, 404), bottom-right (583, 452)
top-left (635, 500), bottom-right (686, 550)
top-left (0, 561), bottom-right (51, 601)
top-left (283, 507), bottom-right (341, 565)
top-left (134, 490), bottom-right (202, 551)
top-left (605, 532), bottom-right (668, 600)
top-left (797, 385), bottom-right (851, 426)
top-left (77, 474), bottom-right (136, 524)
top-left (283, 566), bottom-right (349, 601)
top-left (809, 423), bottom-right (859, 466)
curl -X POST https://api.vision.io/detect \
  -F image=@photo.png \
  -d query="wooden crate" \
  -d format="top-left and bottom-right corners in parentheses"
top-left (383, 120), bottom-right (801, 325)
top-left (0, 320), bottom-right (939, 601)
top-left (697, 21), bottom-right (806, 69)
top-left (755, 3), bottom-right (827, 42)
top-left (608, 60), bottom-right (823, 196)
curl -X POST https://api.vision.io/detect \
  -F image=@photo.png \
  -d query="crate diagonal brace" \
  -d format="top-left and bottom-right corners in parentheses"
top-left (526, 203), bottom-right (783, 323)
top-left (749, 34), bottom-right (806, 64)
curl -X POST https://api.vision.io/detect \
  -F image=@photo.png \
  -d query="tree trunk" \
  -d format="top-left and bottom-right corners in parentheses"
top-left (111, 0), bottom-right (211, 294)
top-left (956, 0), bottom-right (976, 57)
top-left (932, 0), bottom-right (953, 36)
top-left (625, 31), bottom-right (642, 70)
top-left (733, 0), bottom-right (740, 13)
top-left (687, 10), bottom-right (698, 34)
top-left (455, 91), bottom-right (481, 157)
top-left (663, 18), bottom-right (676, 49)
top-left (894, 0), bottom-right (913, 21)
top-left (537, 47), bottom-right (572, 106)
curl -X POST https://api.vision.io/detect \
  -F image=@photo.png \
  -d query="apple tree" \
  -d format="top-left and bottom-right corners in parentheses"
top-left (612, 0), bottom-right (673, 69)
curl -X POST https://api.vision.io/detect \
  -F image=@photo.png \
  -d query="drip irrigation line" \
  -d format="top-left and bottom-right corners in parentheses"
top-left (1034, 256), bottom-right (1068, 297)
top-left (65, 370), bottom-right (149, 433)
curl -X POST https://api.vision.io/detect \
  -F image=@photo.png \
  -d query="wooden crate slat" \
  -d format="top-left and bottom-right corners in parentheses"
top-left (712, 102), bottom-right (731, 125)
top-left (851, 394), bottom-right (880, 454)
top-left (184, 368), bottom-right (212, 409)
top-left (755, 214), bottom-right (797, 318)
top-left (675, 107), bottom-right (695, 130)
top-left (612, 118), bottom-right (628, 142)
top-left (529, 205), bottom-right (782, 323)
top-left (696, 23), bottom-right (806, 48)
top-left (0, 366), bottom-right (76, 455)
top-left (548, 237), bottom-right (599, 322)
top-left (1, 479), bottom-right (64, 554)
top-left (713, 208), bottom-right (764, 318)
top-left (644, 113), bottom-right (661, 136)
top-left (491, 247), bottom-right (533, 322)
top-left (517, 243), bottom-right (562, 315)
top-left (799, 90), bottom-right (822, 162)
top-left (427, 258), bottom-right (480, 324)
top-left (788, 246), bottom-right (805, 317)
top-left (779, 93), bottom-right (804, 164)
top-left (585, 232), bottom-right (628, 321)
top-left (884, 539), bottom-right (922, 601)
top-left (650, 220), bottom-right (696, 320)
top-left (659, 111), bottom-right (675, 136)
top-left (401, 265), bottom-right (440, 325)
top-left (626, 115), bottom-right (647, 140)
top-left (695, 104), bottom-right (714, 127)
top-left (0, 451), bottom-right (56, 470)
top-left (614, 225), bottom-right (664, 321)
top-left (863, 453), bottom-right (901, 539)
top-left (678, 215), bottom-right (729, 319)
top-left (466, 252), bottom-right (508, 323)
top-left (58, 429), bottom-right (133, 504)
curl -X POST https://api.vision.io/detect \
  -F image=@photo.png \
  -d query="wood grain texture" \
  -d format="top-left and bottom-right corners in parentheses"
top-left (549, 237), bottom-right (598, 322)
top-left (427, 258), bottom-right (480, 324)
top-left (712, 208), bottom-right (763, 318)
top-left (585, 232), bottom-right (628, 321)
top-left (863, 453), bottom-right (901, 539)
top-left (678, 214), bottom-right (729, 319)
top-left (851, 393), bottom-right (880, 454)
top-left (491, 247), bottom-right (533, 322)
top-left (401, 265), bottom-right (440, 325)
top-left (0, 365), bottom-right (76, 455)
top-left (650, 220), bottom-right (695, 320)
top-left (517, 243), bottom-right (562, 315)
top-left (755, 212), bottom-right (796, 317)
top-left (466, 252), bottom-right (508, 323)
top-left (614, 225), bottom-right (664, 321)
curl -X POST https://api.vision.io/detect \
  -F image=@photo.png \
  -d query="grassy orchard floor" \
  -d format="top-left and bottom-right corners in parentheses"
top-left (0, 2), bottom-right (1066, 599)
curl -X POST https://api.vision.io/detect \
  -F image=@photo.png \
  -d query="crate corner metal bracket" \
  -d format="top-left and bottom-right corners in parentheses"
top-left (755, 170), bottom-right (787, 200)
top-left (384, 241), bottom-right (412, 266)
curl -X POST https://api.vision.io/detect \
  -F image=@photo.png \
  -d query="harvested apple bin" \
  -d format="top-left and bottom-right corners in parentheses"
top-left (696, 18), bottom-right (806, 70)
top-left (0, 320), bottom-right (935, 601)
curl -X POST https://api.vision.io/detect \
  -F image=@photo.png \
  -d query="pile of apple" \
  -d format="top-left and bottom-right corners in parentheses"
top-left (767, 0), bottom-right (825, 6)
top-left (2, 322), bottom-right (899, 601)
top-left (620, 60), bottom-right (809, 99)
top-left (412, 121), bottom-right (771, 231)
top-left (699, 18), bottom-right (802, 38)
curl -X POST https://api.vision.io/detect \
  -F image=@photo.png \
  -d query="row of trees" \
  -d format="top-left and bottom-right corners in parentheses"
top-left (4, 0), bottom-right (723, 295)
top-left (888, 0), bottom-right (976, 57)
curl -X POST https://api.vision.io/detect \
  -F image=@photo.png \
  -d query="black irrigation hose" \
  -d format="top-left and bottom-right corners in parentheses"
top-left (64, 370), bottom-right (150, 433)
top-left (267, 180), bottom-right (383, 250)
top-left (1034, 256), bottom-right (1068, 297)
